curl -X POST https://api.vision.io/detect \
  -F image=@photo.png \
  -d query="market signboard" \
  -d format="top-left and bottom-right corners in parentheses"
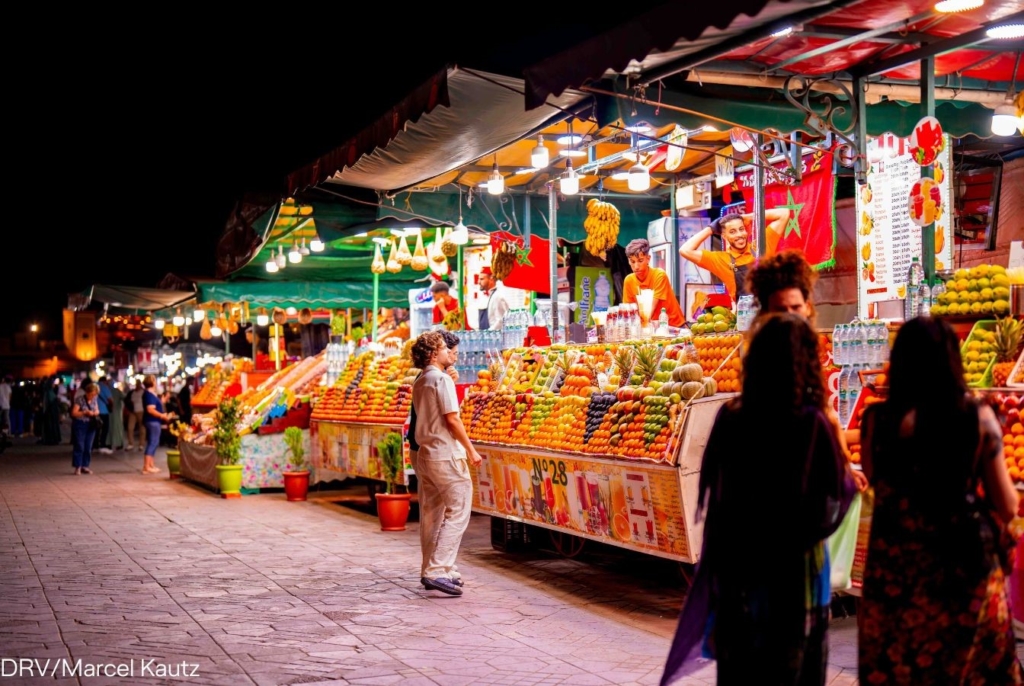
top-left (855, 133), bottom-right (953, 320)
top-left (310, 420), bottom-right (410, 485)
top-left (469, 445), bottom-right (693, 562)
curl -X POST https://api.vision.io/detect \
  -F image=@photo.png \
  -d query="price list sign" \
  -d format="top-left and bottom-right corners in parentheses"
top-left (856, 134), bottom-right (952, 320)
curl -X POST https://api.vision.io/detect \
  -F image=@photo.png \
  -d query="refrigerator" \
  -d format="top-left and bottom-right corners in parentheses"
top-left (408, 286), bottom-right (435, 339)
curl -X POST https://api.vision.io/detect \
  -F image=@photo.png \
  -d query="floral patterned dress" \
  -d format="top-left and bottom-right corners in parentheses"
top-left (858, 403), bottom-right (1022, 685)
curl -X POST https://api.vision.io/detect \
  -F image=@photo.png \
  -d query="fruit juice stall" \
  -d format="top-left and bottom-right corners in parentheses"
top-left (178, 352), bottom-right (326, 492)
top-left (461, 334), bottom-right (743, 563)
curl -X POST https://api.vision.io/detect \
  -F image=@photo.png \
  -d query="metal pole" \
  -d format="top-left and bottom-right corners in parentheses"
top-left (753, 133), bottom-right (767, 257)
top-left (669, 177), bottom-right (680, 297)
top-left (371, 273), bottom-right (380, 341)
top-left (457, 244), bottom-right (465, 320)
top-left (274, 326), bottom-right (281, 371)
top-left (346, 308), bottom-right (351, 338)
top-left (549, 184), bottom-right (558, 336)
top-left (920, 56), bottom-right (936, 285)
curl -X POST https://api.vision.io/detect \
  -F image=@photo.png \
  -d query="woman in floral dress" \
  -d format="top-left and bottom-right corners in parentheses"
top-left (859, 317), bottom-right (1021, 685)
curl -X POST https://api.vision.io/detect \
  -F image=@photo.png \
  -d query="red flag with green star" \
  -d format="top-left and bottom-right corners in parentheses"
top-left (733, 148), bottom-right (837, 269)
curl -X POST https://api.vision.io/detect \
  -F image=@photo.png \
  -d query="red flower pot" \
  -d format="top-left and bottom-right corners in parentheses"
top-left (283, 470), bottom-right (310, 501)
top-left (375, 492), bottom-right (412, 531)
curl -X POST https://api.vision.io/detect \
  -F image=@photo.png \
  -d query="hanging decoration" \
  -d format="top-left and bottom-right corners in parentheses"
top-left (410, 232), bottom-right (429, 271)
top-left (908, 116), bottom-right (945, 167)
top-left (200, 317), bottom-right (212, 340)
top-left (396, 235), bottom-right (413, 265)
top-left (440, 226), bottom-right (458, 257)
top-left (430, 237), bottom-right (447, 264)
top-left (386, 239), bottom-right (402, 273)
top-left (371, 243), bottom-right (387, 274)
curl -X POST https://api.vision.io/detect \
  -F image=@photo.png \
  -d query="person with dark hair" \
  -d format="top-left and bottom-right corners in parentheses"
top-left (622, 238), bottom-right (684, 326)
top-left (430, 281), bottom-right (462, 328)
top-left (410, 331), bottom-right (481, 596)
top-left (746, 249), bottom-right (818, 324)
top-left (679, 208), bottom-right (791, 301)
top-left (858, 317), bottom-right (1021, 684)
top-left (141, 375), bottom-right (174, 475)
top-left (662, 313), bottom-right (856, 686)
top-left (70, 382), bottom-right (101, 475)
top-left (177, 376), bottom-right (193, 425)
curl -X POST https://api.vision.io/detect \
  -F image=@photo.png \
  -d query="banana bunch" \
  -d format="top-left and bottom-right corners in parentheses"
top-left (583, 198), bottom-right (621, 257)
top-left (442, 308), bottom-right (464, 331)
top-left (491, 241), bottom-right (516, 281)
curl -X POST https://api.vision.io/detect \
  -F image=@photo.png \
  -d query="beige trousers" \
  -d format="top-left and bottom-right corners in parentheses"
top-left (414, 453), bottom-right (472, 580)
top-left (126, 411), bottom-right (144, 446)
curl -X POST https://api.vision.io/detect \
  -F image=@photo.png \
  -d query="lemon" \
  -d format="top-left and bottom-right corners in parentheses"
top-left (980, 301), bottom-right (994, 315)
top-left (958, 302), bottom-right (972, 315)
top-left (966, 350), bottom-right (981, 361)
top-left (969, 266), bottom-right (983, 279)
top-left (992, 274), bottom-right (1010, 289)
top-left (931, 304), bottom-right (947, 316)
top-left (979, 287), bottom-right (994, 301)
top-left (946, 279), bottom-right (958, 292)
top-left (990, 265), bottom-right (1006, 275)
top-left (977, 277), bottom-right (991, 290)
top-left (970, 301), bottom-right (983, 315)
top-left (994, 286), bottom-right (1010, 300)
top-left (968, 279), bottom-right (979, 292)
top-left (956, 278), bottom-right (970, 292)
top-left (955, 268), bottom-right (970, 280)
top-left (994, 299), bottom-right (1010, 315)
top-left (984, 332), bottom-right (996, 344)
top-left (968, 340), bottom-right (982, 351)
top-left (977, 264), bottom-right (991, 277)
top-left (968, 291), bottom-right (981, 303)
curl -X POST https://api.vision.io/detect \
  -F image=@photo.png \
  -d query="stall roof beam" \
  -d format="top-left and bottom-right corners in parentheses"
top-left (796, 25), bottom-right (936, 44)
top-left (849, 11), bottom-right (1024, 79)
top-left (638, 0), bottom-right (863, 87)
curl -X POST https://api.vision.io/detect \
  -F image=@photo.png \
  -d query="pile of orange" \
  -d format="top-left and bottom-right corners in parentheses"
top-left (693, 333), bottom-right (743, 392)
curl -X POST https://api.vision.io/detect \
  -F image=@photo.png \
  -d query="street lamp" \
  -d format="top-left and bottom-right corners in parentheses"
top-left (29, 323), bottom-right (38, 333)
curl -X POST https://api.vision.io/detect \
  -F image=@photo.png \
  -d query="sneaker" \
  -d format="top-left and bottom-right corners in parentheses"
top-left (450, 577), bottom-right (464, 587)
top-left (98, 448), bottom-right (113, 454)
top-left (126, 444), bottom-right (134, 450)
top-left (421, 577), bottom-right (463, 596)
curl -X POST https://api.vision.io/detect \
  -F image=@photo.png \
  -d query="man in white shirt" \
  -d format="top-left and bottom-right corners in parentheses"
top-left (127, 381), bottom-right (145, 450)
top-left (411, 331), bottom-right (481, 596)
top-left (477, 266), bottom-right (510, 330)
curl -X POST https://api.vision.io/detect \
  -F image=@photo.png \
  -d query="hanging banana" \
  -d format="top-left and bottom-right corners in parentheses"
top-left (583, 198), bottom-right (621, 257)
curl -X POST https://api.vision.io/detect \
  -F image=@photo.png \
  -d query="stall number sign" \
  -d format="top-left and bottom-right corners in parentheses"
top-left (855, 133), bottom-right (953, 320)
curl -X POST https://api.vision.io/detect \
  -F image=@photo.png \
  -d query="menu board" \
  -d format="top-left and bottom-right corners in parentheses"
top-left (855, 134), bottom-right (953, 320)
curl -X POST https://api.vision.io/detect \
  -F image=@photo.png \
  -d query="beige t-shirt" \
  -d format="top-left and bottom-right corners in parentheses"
top-left (412, 365), bottom-right (466, 462)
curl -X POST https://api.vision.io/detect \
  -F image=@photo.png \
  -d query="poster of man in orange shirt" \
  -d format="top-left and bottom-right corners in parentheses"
top-left (678, 208), bottom-right (791, 302)
top-left (621, 239), bottom-right (685, 327)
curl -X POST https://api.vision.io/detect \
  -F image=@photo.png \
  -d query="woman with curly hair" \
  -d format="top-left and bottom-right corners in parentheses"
top-left (662, 313), bottom-right (857, 686)
top-left (858, 317), bottom-right (1021, 684)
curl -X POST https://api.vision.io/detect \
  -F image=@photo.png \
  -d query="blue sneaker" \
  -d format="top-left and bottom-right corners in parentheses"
top-left (421, 577), bottom-right (462, 596)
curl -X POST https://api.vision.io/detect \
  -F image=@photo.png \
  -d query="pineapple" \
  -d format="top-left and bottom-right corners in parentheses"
top-left (632, 344), bottom-right (662, 385)
top-left (612, 347), bottom-right (635, 387)
top-left (991, 317), bottom-right (1022, 388)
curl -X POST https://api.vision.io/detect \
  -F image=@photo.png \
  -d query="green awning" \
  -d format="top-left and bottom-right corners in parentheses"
top-left (596, 86), bottom-right (997, 139)
top-left (196, 280), bottom-right (415, 310)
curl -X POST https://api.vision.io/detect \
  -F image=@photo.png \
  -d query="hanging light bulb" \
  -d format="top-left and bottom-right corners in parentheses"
top-left (299, 237), bottom-right (310, 256)
top-left (934, 0), bottom-right (983, 12)
top-left (288, 240), bottom-right (302, 263)
top-left (266, 255), bottom-right (279, 273)
top-left (172, 310), bottom-right (185, 327)
top-left (275, 245), bottom-right (287, 269)
top-left (256, 309), bottom-right (269, 326)
top-left (560, 159), bottom-right (579, 195)
top-left (628, 161), bottom-right (651, 191)
top-left (193, 308), bottom-right (205, 321)
top-left (210, 323), bottom-right (222, 337)
top-left (451, 218), bottom-right (469, 245)
top-left (991, 97), bottom-right (1020, 136)
top-left (531, 135), bottom-right (549, 168)
top-left (487, 157), bottom-right (504, 195)
top-left (309, 233), bottom-right (325, 252)
top-left (154, 318), bottom-right (165, 330)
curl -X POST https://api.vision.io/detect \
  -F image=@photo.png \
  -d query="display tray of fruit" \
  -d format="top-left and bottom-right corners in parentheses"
top-left (691, 332), bottom-right (743, 393)
top-left (960, 320), bottom-right (1001, 388)
top-left (931, 264), bottom-right (1013, 318)
top-left (309, 352), bottom-right (413, 424)
top-left (1009, 350), bottom-right (1024, 390)
top-left (987, 391), bottom-right (1024, 485)
top-left (689, 306), bottom-right (737, 336)
top-left (992, 317), bottom-right (1022, 388)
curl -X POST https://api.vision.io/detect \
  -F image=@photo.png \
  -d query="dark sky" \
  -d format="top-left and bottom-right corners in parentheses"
top-left (1, 12), bottom-right (641, 339)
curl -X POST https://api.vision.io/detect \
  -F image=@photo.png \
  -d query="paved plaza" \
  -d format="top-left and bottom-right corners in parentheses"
top-left (0, 434), bottom-right (865, 685)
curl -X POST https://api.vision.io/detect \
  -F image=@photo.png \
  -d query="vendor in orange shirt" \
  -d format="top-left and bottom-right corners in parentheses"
top-left (622, 238), bottom-right (685, 327)
top-left (678, 208), bottom-right (791, 302)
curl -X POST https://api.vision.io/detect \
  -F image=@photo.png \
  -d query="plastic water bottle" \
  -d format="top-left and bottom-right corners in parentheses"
top-left (904, 256), bottom-right (924, 320)
top-left (595, 273), bottom-right (611, 311)
top-left (928, 278), bottom-right (945, 316)
top-left (849, 363), bottom-right (863, 411)
top-left (736, 295), bottom-right (755, 332)
top-left (657, 309), bottom-right (670, 335)
top-left (917, 279), bottom-right (932, 317)
top-left (848, 322), bottom-right (863, 366)
top-left (838, 366), bottom-right (850, 427)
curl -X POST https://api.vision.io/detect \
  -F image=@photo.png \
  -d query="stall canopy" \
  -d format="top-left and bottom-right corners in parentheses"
top-left (74, 284), bottom-right (197, 314)
top-left (195, 279), bottom-right (413, 311)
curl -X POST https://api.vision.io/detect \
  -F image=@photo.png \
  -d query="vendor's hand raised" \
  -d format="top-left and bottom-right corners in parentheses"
top-left (709, 217), bottom-right (724, 236)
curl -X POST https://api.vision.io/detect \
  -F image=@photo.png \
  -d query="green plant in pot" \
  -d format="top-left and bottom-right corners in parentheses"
top-left (213, 397), bottom-right (244, 498)
top-left (375, 430), bottom-right (412, 530)
top-left (166, 420), bottom-right (192, 479)
top-left (282, 425), bottom-right (310, 502)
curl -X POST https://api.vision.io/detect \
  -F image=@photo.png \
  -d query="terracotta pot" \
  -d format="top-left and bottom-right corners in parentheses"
top-left (282, 470), bottom-right (310, 501)
top-left (375, 492), bottom-right (412, 531)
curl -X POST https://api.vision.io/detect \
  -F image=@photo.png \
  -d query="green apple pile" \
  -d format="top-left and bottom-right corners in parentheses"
top-left (691, 306), bottom-right (737, 335)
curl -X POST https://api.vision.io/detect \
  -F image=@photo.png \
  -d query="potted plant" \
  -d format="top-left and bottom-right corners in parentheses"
top-left (281, 426), bottom-right (310, 501)
top-left (213, 397), bottom-right (244, 499)
top-left (375, 431), bottom-right (412, 531)
top-left (166, 420), bottom-right (193, 479)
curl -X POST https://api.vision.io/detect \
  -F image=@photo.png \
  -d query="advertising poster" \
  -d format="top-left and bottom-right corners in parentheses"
top-left (574, 267), bottom-right (613, 324)
top-left (470, 445), bottom-right (692, 561)
top-left (855, 133), bottom-right (953, 320)
top-left (310, 421), bottom-right (410, 485)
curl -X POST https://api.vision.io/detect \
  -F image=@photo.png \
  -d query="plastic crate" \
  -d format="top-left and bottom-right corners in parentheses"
top-left (960, 320), bottom-right (998, 389)
top-left (490, 517), bottom-right (533, 552)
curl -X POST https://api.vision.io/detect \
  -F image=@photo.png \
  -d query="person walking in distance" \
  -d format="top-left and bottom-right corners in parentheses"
top-left (141, 375), bottom-right (174, 475)
top-left (70, 381), bottom-right (101, 475)
top-left (858, 317), bottom-right (1021, 684)
top-left (126, 380), bottom-right (145, 450)
top-left (411, 331), bottom-right (482, 596)
top-left (94, 376), bottom-right (114, 454)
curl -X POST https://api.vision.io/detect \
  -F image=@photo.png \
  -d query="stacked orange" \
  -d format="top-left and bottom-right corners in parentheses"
top-left (693, 333), bottom-right (743, 392)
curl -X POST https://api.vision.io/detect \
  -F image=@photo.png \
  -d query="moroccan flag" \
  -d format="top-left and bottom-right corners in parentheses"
top-left (733, 148), bottom-right (837, 269)
top-left (490, 231), bottom-right (552, 294)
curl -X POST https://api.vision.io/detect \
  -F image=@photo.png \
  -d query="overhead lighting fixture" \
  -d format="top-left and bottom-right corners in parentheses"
top-left (193, 309), bottom-right (205, 321)
top-left (611, 171), bottom-right (631, 181)
top-left (934, 0), bottom-right (984, 12)
top-left (451, 219), bottom-right (469, 246)
top-left (556, 134), bottom-right (583, 146)
top-left (625, 122), bottom-right (654, 134)
top-left (266, 255), bottom-right (279, 273)
top-left (516, 167), bottom-right (539, 175)
top-left (987, 23), bottom-right (1024, 39)
top-left (487, 157), bottom-right (504, 195)
top-left (299, 238), bottom-right (310, 256)
top-left (209, 324), bottom-right (222, 337)
top-left (288, 240), bottom-right (302, 263)
top-left (628, 162), bottom-right (651, 191)
top-left (562, 148), bottom-right (587, 158)
top-left (702, 125), bottom-right (718, 132)
top-left (256, 312), bottom-right (269, 326)
top-left (991, 98), bottom-right (1021, 136)
top-left (286, 306), bottom-right (298, 316)
top-left (309, 233), bottom-right (325, 252)
top-left (275, 245), bottom-right (287, 269)
top-left (531, 136), bottom-right (549, 168)
top-left (154, 318), bottom-right (166, 330)
top-left (770, 25), bottom-right (795, 38)
top-left (560, 159), bottom-right (579, 195)
top-left (172, 311), bottom-right (185, 327)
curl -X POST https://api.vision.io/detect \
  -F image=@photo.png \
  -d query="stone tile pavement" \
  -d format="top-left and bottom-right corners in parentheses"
top-left (0, 435), bottom-right (864, 685)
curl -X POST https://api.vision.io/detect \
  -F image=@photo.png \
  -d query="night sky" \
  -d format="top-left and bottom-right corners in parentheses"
top-left (1, 13), bottom-right (639, 340)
